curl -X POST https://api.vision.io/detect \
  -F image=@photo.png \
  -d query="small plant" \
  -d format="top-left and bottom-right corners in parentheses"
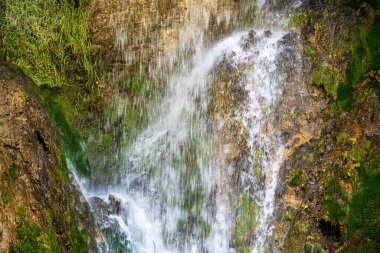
top-left (23, 91), bottom-right (30, 101)
top-left (287, 167), bottom-right (304, 187)
top-left (285, 210), bottom-right (294, 221)
top-left (288, 12), bottom-right (307, 28)
top-left (304, 46), bottom-right (316, 58)
top-left (7, 163), bottom-right (20, 181)
top-left (296, 221), bottom-right (310, 234)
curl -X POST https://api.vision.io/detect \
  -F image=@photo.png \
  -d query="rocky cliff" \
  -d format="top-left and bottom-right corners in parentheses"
top-left (0, 0), bottom-right (379, 252)
top-left (274, 1), bottom-right (380, 252)
top-left (0, 63), bottom-right (97, 252)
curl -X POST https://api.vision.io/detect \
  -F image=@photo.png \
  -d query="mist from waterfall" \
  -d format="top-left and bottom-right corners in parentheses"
top-left (73, 1), bottom-right (303, 252)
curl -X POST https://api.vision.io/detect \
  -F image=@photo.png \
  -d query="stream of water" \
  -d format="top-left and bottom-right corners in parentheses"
top-left (74, 0), bottom-right (303, 252)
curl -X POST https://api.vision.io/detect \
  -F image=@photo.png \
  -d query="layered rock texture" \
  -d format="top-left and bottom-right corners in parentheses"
top-left (274, 1), bottom-right (380, 252)
top-left (0, 63), bottom-right (97, 252)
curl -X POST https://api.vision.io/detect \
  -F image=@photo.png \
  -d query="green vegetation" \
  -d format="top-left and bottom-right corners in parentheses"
top-left (303, 47), bottom-right (316, 58)
top-left (235, 193), bottom-right (258, 253)
top-left (119, 68), bottom-right (157, 141)
top-left (287, 167), bottom-right (305, 187)
top-left (1, 0), bottom-right (99, 92)
top-left (324, 200), bottom-right (346, 223)
top-left (6, 163), bottom-right (20, 181)
top-left (1, 164), bottom-right (19, 205)
top-left (338, 2), bottom-right (380, 110)
top-left (299, 7), bottom-right (347, 98)
top-left (64, 212), bottom-right (92, 252)
top-left (284, 72), bottom-right (380, 250)
top-left (0, 0), bottom-right (101, 177)
top-left (313, 66), bottom-right (341, 98)
top-left (300, 1), bottom-right (380, 102)
top-left (10, 209), bottom-right (61, 253)
top-left (101, 230), bottom-right (132, 253)
top-left (10, 206), bottom-right (91, 253)
top-left (33, 85), bottom-right (91, 177)
top-left (175, 140), bottom-right (211, 240)
top-left (9, 192), bottom-right (93, 252)
top-left (288, 12), bottom-right (308, 28)
top-left (348, 155), bottom-right (380, 251)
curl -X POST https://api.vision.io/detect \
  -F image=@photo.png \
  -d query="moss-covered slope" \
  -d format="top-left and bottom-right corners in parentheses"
top-left (0, 63), bottom-right (97, 252)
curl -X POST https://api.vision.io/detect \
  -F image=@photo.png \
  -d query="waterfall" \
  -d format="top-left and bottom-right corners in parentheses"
top-left (74, 0), bottom-right (303, 252)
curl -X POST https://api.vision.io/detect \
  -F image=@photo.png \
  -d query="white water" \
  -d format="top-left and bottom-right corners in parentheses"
top-left (236, 30), bottom-right (287, 253)
top-left (70, 0), bottom-right (303, 252)
top-left (115, 33), bottom-right (247, 253)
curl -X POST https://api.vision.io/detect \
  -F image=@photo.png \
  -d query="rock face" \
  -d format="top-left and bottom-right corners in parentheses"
top-left (89, 0), bottom-right (248, 71)
top-left (86, 0), bottom-right (257, 186)
top-left (273, 1), bottom-right (380, 252)
top-left (0, 63), bottom-right (97, 252)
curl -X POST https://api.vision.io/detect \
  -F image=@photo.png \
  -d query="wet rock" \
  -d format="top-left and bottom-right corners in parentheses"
top-left (90, 194), bottom-right (125, 218)
top-left (263, 30), bottom-right (272, 37)
top-left (249, 29), bottom-right (257, 40)
top-left (241, 29), bottom-right (258, 49)
top-left (90, 197), bottom-right (110, 218)
top-left (108, 194), bottom-right (123, 215)
top-left (89, 195), bottom-right (131, 252)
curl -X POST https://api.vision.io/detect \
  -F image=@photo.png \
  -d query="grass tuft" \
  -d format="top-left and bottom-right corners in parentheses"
top-left (1, 0), bottom-right (98, 91)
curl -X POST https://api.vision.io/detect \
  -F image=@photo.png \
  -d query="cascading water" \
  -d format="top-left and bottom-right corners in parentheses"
top-left (74, 0), bottom-right (303, 252)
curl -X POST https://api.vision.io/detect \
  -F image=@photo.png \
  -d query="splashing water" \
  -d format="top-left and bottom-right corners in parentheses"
top-left (70, 0), bottom-right (304, 252)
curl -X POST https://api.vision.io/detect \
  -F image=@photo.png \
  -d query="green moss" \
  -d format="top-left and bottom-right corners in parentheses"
top-left (47, 192), bottom-right (92, 252)
top-left (340, 240), bottom-right (377, 253)
top-left (10, 210), bottom-right (61, 253)
top-left (1, 163), bottom-right (20, 205)
top-left (1, 186), bottom-right (15, 205)
top-left (6, 163), bottom-right (20, 181)
top-left (98, 133), bottom-right (113, 147)
top-left (23, 91), bottom-right (30, 101)
top-left (288, 12), bottom-right (308, 28)
top-left (120, 70), bottom-right (154, 97)
top-left (285, 210), bottom-right (294, 221)
top-left (55, 148), bottom-right (70, 182)
top-left (33, 85), bottom-right (91, 178)
top-left (65, 220), bottom-right (91, 252)
top-left (336, 132), bottom-right (349, 144)
top-left (312, 65), bottom-right (341, 98)
top-left (102, 230), bottom-right (131, 253)
top-left (348, 166), bottom-right (380, 252)
top-left (287, 167), bottom-right (305, 187)
top-left (350, 144), bottom-right (366, 163)
top-left (325, 200), bottom-right (346, 223)
top-left (236, 0), bottom-right (257, 29)
top-left (304, 46), bottom-right (316, 58)
top-left (235, 193), bottom-right (258, 253)
top-left (338, 11), bottom-right (380, 110)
